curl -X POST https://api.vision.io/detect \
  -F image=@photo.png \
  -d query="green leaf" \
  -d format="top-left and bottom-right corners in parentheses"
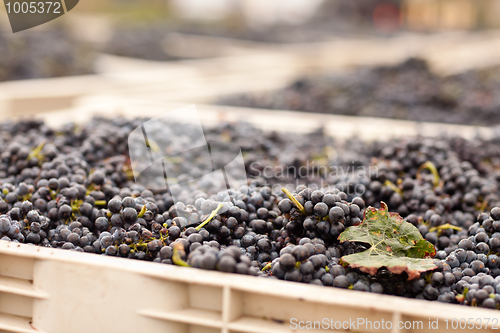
top-left (338, 202), bottom-right (437, 280)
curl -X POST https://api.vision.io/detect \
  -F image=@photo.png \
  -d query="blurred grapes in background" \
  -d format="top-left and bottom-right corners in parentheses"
top-left (217, 57), bottom-right (500, 126)
top-left (0, 30), bottom-right (95, 81)
top-left (1, 0), bottom-right (500, 89)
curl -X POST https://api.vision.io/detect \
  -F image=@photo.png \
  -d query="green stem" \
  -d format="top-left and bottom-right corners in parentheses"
top-left (94, 200), bottom-right (107, 206)
top-left (196, 203), bottom-right (223, 231)
top-left (478, 199), bottom-right (489, 213)
top-left (27, 141), bottom-right (46, 161)
top-left (71, 199), bottom-right (83, 212)
top-left (86, 183), bottom-right (96, 196)
top-left (137, 205), bottom-right (147, 218)
top-left (261, 262), bottom-right (272, 271)
top-left (281, 188), bottom-right (306, 215)
top-left (384, 180), bottom-right (403, 196)
top-left (416, 161), bottom-right (440, 187)
top-left (172, 243), bottom-right (190, 267)
top-left (50, 189), bottom-right (58, 200)
top-left (428, 223), bottom-right (462, 233)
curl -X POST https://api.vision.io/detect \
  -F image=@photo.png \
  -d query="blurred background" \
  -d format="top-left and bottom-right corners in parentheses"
top-left (1, 0), bottom-right (500, 129)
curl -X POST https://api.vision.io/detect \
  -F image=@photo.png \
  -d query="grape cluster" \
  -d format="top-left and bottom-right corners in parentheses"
top-left (3, 116), bottom-right (500, 309)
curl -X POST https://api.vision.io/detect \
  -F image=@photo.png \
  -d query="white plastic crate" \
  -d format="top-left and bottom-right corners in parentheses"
top-left (1, 240), bottom-right (500, 333)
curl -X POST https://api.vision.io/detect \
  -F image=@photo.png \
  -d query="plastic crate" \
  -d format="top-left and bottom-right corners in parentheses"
top-left (1, 240), bottom-right (500, 333)
top-left (1, 103), bottom-right (498, 333)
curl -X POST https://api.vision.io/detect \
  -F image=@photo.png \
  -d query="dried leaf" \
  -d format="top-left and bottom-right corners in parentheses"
top-left (339, 202), bottom-right (437, 280)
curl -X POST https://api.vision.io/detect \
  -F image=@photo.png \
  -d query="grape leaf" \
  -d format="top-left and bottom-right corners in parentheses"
top-left (338, 202), bottom-right (437, 280)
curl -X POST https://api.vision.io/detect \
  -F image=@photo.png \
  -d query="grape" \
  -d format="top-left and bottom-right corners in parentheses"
top-left (370, 283), bottom-right (383, 294)
top-left (328, 207), bottom-right (344, 222)
top-left (59, 205), bottom-right (72, 220)
top-left (353, 280), bottom-right (370, 292)
top-left (458, 239), bottom-right (474, 250)
top-left (471, 260), bottom-right (486, 274)
top-left (476, 242), bottom-right (490, 254)
top-left (330, 265), bottom-right (345, 277)
top-left (284, 269), bottom-right (302, 282)
top-left (216, 256), bottom-right (237, 273)
top-left (26, 232), bottom-right (40, 244)
top-left (479, 275), bottom-right (495, 288)
top-left (482, 298), bottom-right (496, 309)
top-left (0, 218), bottom-right (10, 233)
top-left (313, 202), bottom-right (328, 218)
top-left (291, 245), bottom-right (309, 262)
top-left (423, 285), bottom-right (439, 300)
top-left (333, 276), bottom-right (350, 289)
top-left (299, 261), bottom-right (314, 275)
top-left (279, 253), bottom-right (296, 271)
top-left (443, 272), bottom-right (455, 286)
top-left (474, 289), bottom-right (489, 304)
top-left (67, 233), bottom-right (80, 245)
top-left (430, 272), bottom-right (443, 286)
top-left (108, 199), bottom-right (122, 214)
top-left (346, 272), bottom-right (358, 284)
top-left (95, 217), bottom-right (109, 231)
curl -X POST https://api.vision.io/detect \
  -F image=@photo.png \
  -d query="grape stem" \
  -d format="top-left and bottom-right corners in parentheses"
top-left (416, 161), bottom-right (440, 187)
top-left (478, 199), bottom-right (489, 213)
top-left (137, 205), bottom-right (147, 218)
top-left (281, 188), bottom-right (306, 215)
top-left (172, 242), bottom-right (190, 267)
top-left (428, 223), bottom-right (462, 233)
top-left (196, 203), bottom-right (224, 231)
top-left (27, 140), bottom-right (46, 161)
top-left (383, 180), bottom-right (403, 196)
top-left (70, 199), bottom-right (83, 212)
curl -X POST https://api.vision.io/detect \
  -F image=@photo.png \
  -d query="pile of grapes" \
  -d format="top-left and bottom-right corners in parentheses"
top-left (0, 31), bottom-right (95, 81)
top-left (219, 58), bottom-right (500, 126)
top-left (2, 116), bottom-right (500, 309)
